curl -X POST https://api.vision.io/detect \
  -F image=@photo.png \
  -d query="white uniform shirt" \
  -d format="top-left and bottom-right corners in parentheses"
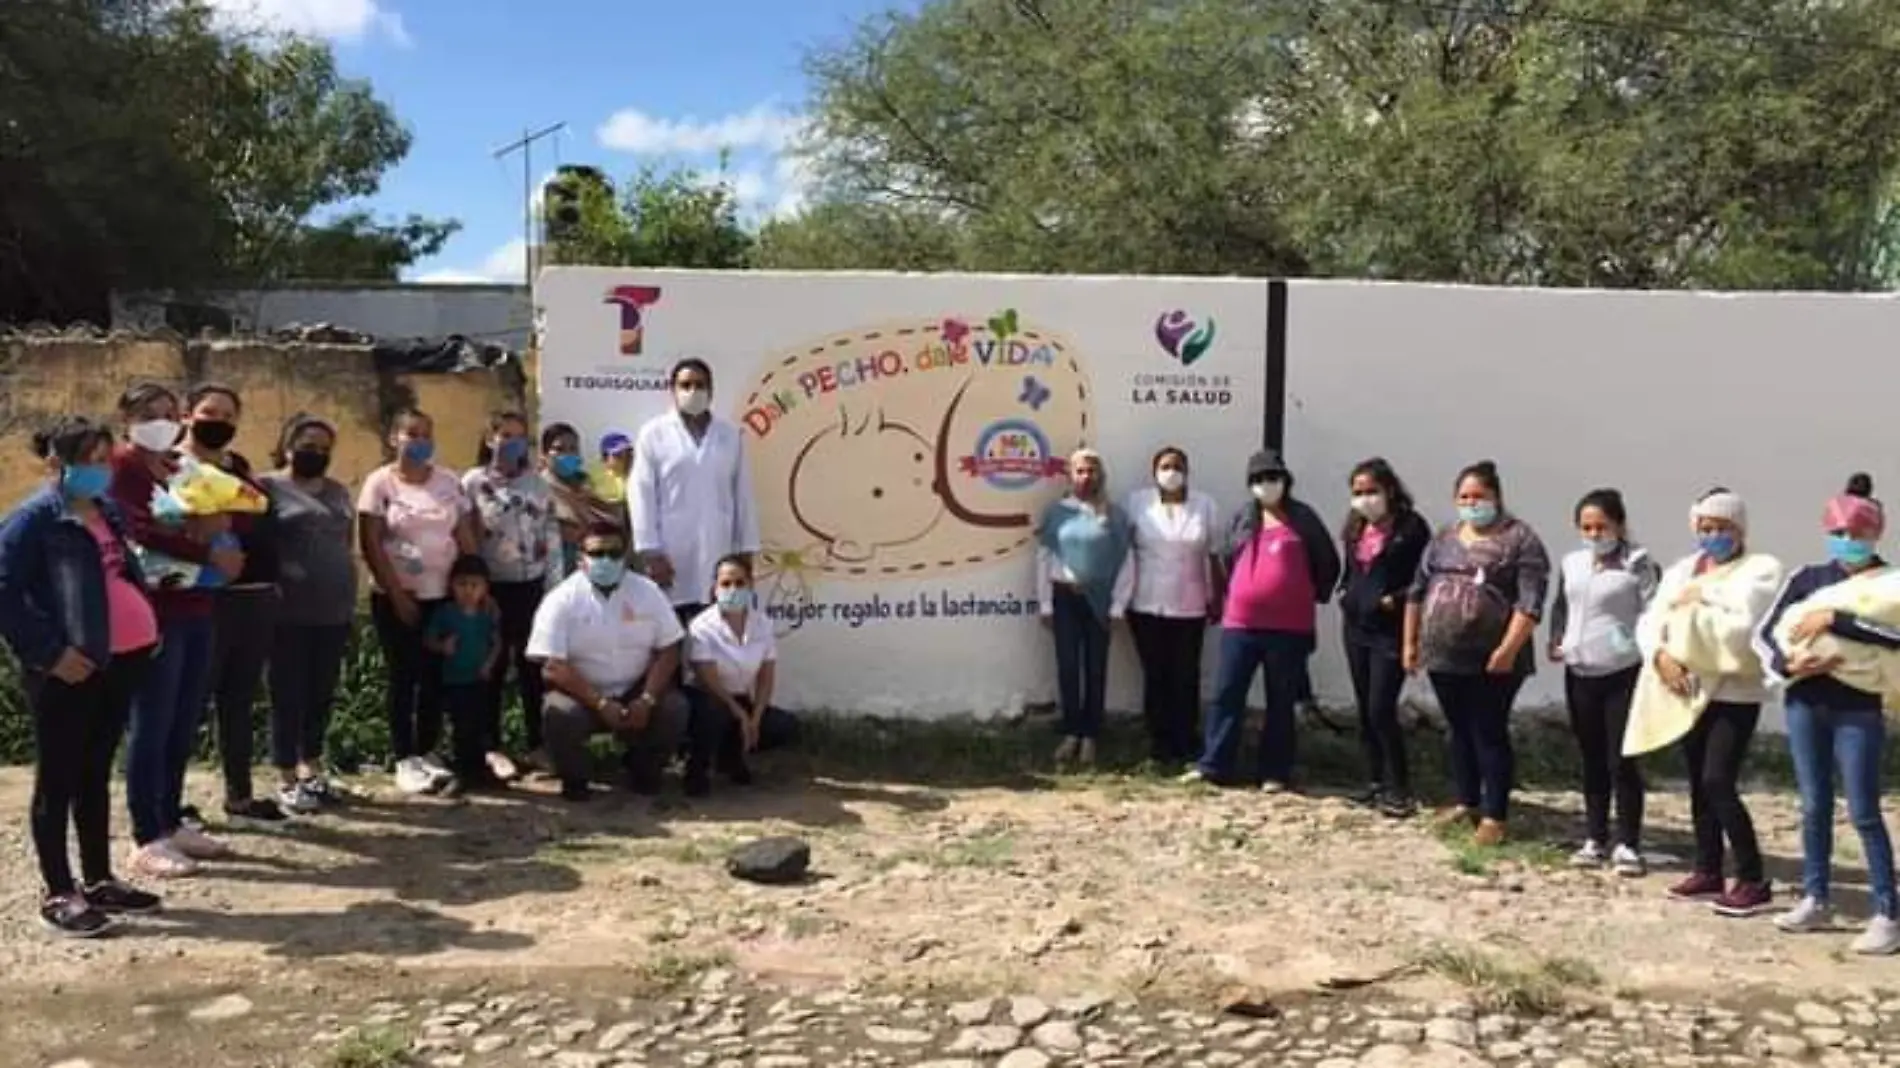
top-left (525, 570), bottom-right (685, 696)
top-left (628, 411), bottom-right (762, 607)
top-left (687, 605), bottom-right (777, 696)
top-left (1125, 487), bottom-right (1218, 618)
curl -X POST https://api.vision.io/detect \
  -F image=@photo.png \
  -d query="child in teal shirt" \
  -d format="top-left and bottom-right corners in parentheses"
top-left (426, 555), bottom-right (502, 790)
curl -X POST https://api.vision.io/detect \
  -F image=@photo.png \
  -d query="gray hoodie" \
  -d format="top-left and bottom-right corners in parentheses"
top-left (1548, 543), bottom-right (1661, 677)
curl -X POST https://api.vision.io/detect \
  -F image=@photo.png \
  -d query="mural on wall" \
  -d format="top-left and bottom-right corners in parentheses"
top-left (734, 309), bottom-right (1095, 628)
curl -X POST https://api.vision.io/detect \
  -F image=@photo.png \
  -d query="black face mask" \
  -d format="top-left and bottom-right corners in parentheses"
top-left (290, 448), bottom-right (331, 479)
top-left (189, 419), bottom-right (237, 450)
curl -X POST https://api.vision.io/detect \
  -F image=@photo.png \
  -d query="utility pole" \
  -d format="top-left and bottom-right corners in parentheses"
top-left (492, 121), bottom-right (566, 289)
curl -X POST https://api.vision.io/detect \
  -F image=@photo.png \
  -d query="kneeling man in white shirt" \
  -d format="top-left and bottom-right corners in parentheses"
top-left (527, 520), bottom-right (692, 801)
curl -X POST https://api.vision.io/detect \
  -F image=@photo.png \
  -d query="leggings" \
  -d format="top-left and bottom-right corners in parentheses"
top-left (1565, 666), bottom-right (1645, 848)
top-left (31, 650), bottom-right (150, 895)
top-left (1428, 671), bottom-right (1523, 821)
top-left (1684, 701), bottom-right (1764, 884)
top-left (486, 580), bottom-right (547, 752)
top-left (268, 623), bottom-right (352, 769)
top-left (1127, 612), bottom-right (1204, 764)
top-left (371, 592), bottom-right (446, 761)
top-left (209, 587), bottom-right (278, 802)
top-left (1344, 635), bottom-right (1408, 794)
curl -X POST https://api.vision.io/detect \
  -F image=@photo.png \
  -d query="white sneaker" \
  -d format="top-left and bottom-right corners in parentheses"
top-left (1854, 914), bottom-right (1900, 955)
top-left (420, 754), bottom-right (456, 791)
top-left (395, 757), bottom-right (436, 795)
top-left (1775, 896), bottom-right (1836, 933)
top-left (129, 840), bottom-right (200, 879)
top-left (274, 782), bottom-right (320, 816)
top-left (168, 825), bottom-right (231, 860)
top-left (1611, 844), bottom-right (1647, 877)
top-left (1176, 768), bottom-right (1207, 785)
top-left (1051, 737), bottom-right (1079, 767)
top-left (1570, 840), bottom-right (1606, 868)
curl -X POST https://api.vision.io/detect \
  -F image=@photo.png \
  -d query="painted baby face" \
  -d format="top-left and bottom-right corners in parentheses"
top-left (790, 411), bottom-right (940, 563)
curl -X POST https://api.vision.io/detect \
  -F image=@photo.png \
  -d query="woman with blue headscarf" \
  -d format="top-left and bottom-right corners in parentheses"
top-left (1036, 448), bottom-right (1136, 769)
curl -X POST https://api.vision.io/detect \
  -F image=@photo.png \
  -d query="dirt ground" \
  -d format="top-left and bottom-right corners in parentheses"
top-left (0, 740), bottom-right (1892, 1067)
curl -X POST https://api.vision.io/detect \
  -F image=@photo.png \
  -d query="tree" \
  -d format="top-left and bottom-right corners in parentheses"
top-left (548, 166), bottom-right (755, 269)
top-left (755, 201), bottom-right (968, 271)
top-left (275, 212), bottom-right (462, 281)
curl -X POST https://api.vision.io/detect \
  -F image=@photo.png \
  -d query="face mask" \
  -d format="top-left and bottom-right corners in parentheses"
top-left (290, 448), bottom-right (331, 479)
top-left (1828, 534), bottom-right (1877, 569)
top-left (400, 438), bottom-right (435, 465)
top-left (495, 438), bottom-right (530, 471)
top-left (128, 419), bottom-right (181, 453)
top-left (61, 463), bottom-right (111, 501)
top-left (1351, 494), bottom-right (1387, 522)
top-left (716, 586), bottom-right (752, 612)
top-left (552, 453), bottom-right (585, 480)
top-left (1458, 501), bottom-right (1499, 527)
top-left (1155, 469), bottom-right (1185, 493)
top-left (677, 388), bottom-right (711, 417)
top-left (584, 555), bottom-right (625, 588)
top-left (1251, 478), bottom-right (1285, 506)
top-left (1697, 532), bottom-right (1739, 562)
top-left (1585, 536), bottom-right (1619, 557)
top-left (188, 419), bottom-right (236, 450)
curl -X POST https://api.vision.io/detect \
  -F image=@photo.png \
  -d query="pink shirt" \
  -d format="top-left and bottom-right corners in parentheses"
top-left (1222, 522), bottom-right (1316, 633)
top-left (88, 514), bottom-right (158, 654)
top-left (357, 465), bottom-right (470, 601)
top-left (1355, 523), bottom-right (1389, 569)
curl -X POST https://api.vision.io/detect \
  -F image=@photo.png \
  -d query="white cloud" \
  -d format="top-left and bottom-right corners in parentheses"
top-left (597, 104), bottom-right (803, 156)
top-left (413, 239), bottom-right (526, 285)
top-left (202, 0), bottom-right (412, 46)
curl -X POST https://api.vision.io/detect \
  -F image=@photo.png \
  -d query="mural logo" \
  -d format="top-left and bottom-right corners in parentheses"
top-left (737, 310), bottom-right (1095, 605)
top-left (1154, 309), bottom-right (1216, 366)
top-left (604, 285), bottom-right (662, 356)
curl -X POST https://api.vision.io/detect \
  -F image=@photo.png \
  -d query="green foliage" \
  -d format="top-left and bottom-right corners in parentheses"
top-left (276, 212), bottom-right (463, 282)
top-left (549, 165), bottom-right (755, 270)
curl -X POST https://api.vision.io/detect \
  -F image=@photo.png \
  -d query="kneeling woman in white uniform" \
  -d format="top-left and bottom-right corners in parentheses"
top-left (685, 554), bottom-right (799, 790)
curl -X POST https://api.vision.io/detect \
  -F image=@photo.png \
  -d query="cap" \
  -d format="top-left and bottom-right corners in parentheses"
top-left (599, 431), bottom-right (633, 457)
top-left (1690, 491), bottom-right (1748, 534)
top-left (1247, 448), bottom-right (1289, 481)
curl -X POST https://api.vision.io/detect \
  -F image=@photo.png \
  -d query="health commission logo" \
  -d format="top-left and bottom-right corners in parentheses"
top-left (604, 285), bottom-right (662, 356)
top-left (1132, 308), bottom-right (1231, 408)
top-left (1154, 309), bottom-right (1216, 366)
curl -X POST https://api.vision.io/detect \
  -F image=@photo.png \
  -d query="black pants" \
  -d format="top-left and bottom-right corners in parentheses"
top-left (442, 682), bottom-right (490, 780)
top-left (267, 622), bottom-right (351, 770)
top-left (1345, 635), bottom-right (1409, 794)
top-left (371, 592), bottom-right (446, 761)
top-left (30, 650), bottom-right (149, 896)
top-left (487, 581), bottom-right (546, 753)
top-left (1565, 666), bottom-right (1645, 848)
top-left (1126, 612), bottom-right (1204, 763)
top-left (1684, 700), bottom-right (1764, 883)
top-left (683, 688), bottom-right (800, 778)
top-left (1428, 671), bottom-right (1523, 821)
top-left (673, 603), bottom-right (706, 687)
top-left (209, 587), bottom-right (278, 802)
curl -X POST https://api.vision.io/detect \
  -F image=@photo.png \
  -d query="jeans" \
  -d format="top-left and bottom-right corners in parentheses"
top-left (1344, 635), bottom-right (1408, 794)
top-left (442, 682), bottom-right (490, 780)
top-left (1200, 628), bottom-right (1312, 786)
top-left (267, 623), bottom-right (352, 769)
top-left (1786, 696), bottom-right (1897, 916)
top-left (1428, 671), bottom-right (1523, 821)
top-left (542, 688), bottom-right (690, 789)
top-left (1565, 666), bottom-right (1645, 849)
top-left (1049, 587), bottom-right (1111, 741)
top-left (1127, 612), bottom-right (1205, 764)
top-left (371, 593), bottom-right (446, 762)
top-left (1683, 701), bottom-right (1764, 884)
top-left (487, 580), bottom-right (547, 753)
top-left (125, 615), bottom-right (215, 844)
top-left (209, 588), bottom-right (278, 802)
top-left (683, 688), bottom-right (800, 780)
top-left (30, 650), bottom-right (149, 895)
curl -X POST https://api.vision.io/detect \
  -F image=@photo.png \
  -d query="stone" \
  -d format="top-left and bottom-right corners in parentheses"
top-left (1031, 1020), bottom-right (1083, 1052)
top-left (727, 837), bottom-right (812, 885)
top-left (948, 1000), bottom-right (995, 1026)
top-left (753, 1057), bottom-right (812, 1068)
top-left (999, 1051), bottom-right (1053, 1068)
top-left (1424, 1018), bottom-right (1477, 1047)
top-left (472, 1035), bottom-right (513, 1054)
top-left (597, 1022), bottom-right (643, 1052)
top-left (1360, 1043), bottom-right (1489, 1068)
top-left (914, 1062), bottom-right (982, 1068)
top-left (188, 994), bottom-right (254, 1022)
top-left (863, 1025), bottom-right (932, 1046)
top-left (948, 1025), bottom-right (1023, 1054)
top-left (1804, 1027), bottom-right (1849, 1048)
top-left (1796, 1003), bottom-right (1847, 1028)
top-left (550, 1054), bottom-right (607, 1068)
top-left (1010, 996), bottom-right (1053, 1028)
top-left (1373, 1020), bottom-right (1424, 1044)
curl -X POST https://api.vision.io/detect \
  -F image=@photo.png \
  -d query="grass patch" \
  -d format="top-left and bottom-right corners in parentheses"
top-left (633, 950), bottom-right (736, 991)
top-left (628, 834), bottom-right (742, 865)
top-left (1418, 944), bottom-right (1601, 1015)
top-left (1431, 817), bottom-right (1567, 876)
top-left (326, 1027), bottom-right (412, 1068)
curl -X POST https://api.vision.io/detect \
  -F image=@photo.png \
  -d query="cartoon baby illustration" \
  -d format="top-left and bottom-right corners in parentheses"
top-left (790, 407), bottom-right (942, 563)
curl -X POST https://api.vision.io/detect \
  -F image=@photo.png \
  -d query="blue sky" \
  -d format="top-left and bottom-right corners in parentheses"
top-left (205, 0), bottom-right (919, 282)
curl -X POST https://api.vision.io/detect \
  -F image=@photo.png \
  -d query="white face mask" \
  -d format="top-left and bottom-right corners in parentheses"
top-left (1351, 493), bottom-right (1387, 521)
top-left (1251, 479), bottom-right (1285, 506)
top-left (129, 419), bottom-right (181, 453)
top-left (1155, 469), bottom-right (1185, 493)
top-left (676, 388), bottom-right (711, 417)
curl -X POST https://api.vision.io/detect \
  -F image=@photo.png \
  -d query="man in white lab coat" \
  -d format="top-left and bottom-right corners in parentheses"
top-left (629, 357), bottom-right (762, 638)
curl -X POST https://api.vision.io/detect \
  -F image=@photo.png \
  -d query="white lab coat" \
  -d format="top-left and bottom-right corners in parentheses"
top-left (629, 410), bottom-right (761, 607)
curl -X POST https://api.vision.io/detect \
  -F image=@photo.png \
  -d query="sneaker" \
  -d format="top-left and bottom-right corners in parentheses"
top-left (420, 754), bottom-right (456, 790)
top-left (1474, 819), bottom-right (1507, 848)
top-left (275, 782), bottom-right (321, 816)
top-left (1259, 780), bottom-right (1289, 795)
top-left (41, 894), bottom-right (113, 939)
top-left (1379, 792), bottom-right (1418, 819)
top-left (83, 880), bottom-right (161, 915)
top-left (1434, 805), bottom-right (1478, 828)
top-left (560, 780), bottom-right (591, 803)
top-left (485, 751), bottom-right (520, 783)
top-left (298, 774), bottom-right (337, 802)
top-left (524, 748), bottom-right (552, 775)
top-left (683, 769), bottom-right (712, 798)
top-left (129, 841), bottom-right (200, 879)
top-left (1052, 736), bottom-right (1080, 767)
top-left (1076, 739), bottom-right (1098, 768)
top-left (223, 797), bottom-right (288, 824)
top-left (1667, 872), bottom-right (1725, 901)
top-left (178, 805), bottom-right (207, 833)
top-left (1774, 896), bottom-right (1836, 933)
top-left (1176, 768), bottom-right (1208, 785)
top-left (1351, 785), bottom-right (1385, 808)
top-left (1853, 914), bottom-right (1900, 955)
top-left (169, 825), bottom-right (231, 860)
top-left (1711, 880), bottom-right (1774, 918)
top-left (1570, 840), bottom-right (1607, 869)
top-left (1611, 844), bottom-right (1647, 877)
top-left (394, 757), bottom-right (436, 795)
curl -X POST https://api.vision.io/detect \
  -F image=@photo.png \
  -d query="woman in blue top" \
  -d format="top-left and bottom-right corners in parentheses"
top-left (1754, 473), bottom-right (1900, 955)
top-left (0, 417), bottom-right (163, 937)
top-left (1036, 448), bottom-right (1136, 769)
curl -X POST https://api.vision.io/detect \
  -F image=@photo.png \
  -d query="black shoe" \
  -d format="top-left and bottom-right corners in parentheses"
top-left (83, 880), bottom-right (161, 915)
top-left (1352, 784), bottom-right (1386, 808)
top-left (560, 780), bottom-right (592, 803)
top-left (41, 894), bottom-right (113, 939)
top-left (726, 760), bottom-right (754, 787)
top-left (1380, 792), bottom-right (1418, 819)
top-left (625, 768), bottom-right (663, 796)
top-left (223, 798), bottom-right (288, 823)
top-left (683, 769), bottom-right (712, 798)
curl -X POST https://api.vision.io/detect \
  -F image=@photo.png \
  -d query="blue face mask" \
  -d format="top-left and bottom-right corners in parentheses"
top-left (1828, 534), bottom-right (1877, 569)
top-left (552, 453), bottom-right (585, 481)
top-left (61, 463), bottom-right (111, 501)
top-left (401, 438), bottom-right (435, 465)
top-left (584, 555), bottom-right (625, 588)
top-left (716, 586), bottom-right (751, 612)
top-left (495, 438), bottom-right (530, 470)
top-left (1698, 532), bottom-right (1739, 562)
top-left (1458, 502), bottom-right (1498, 527)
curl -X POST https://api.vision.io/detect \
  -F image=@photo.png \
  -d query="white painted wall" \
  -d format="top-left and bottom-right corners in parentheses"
top-left (1285, 280), bottom-right (1900, 726)
top-left (111, 285), bottom-right (531, 347)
